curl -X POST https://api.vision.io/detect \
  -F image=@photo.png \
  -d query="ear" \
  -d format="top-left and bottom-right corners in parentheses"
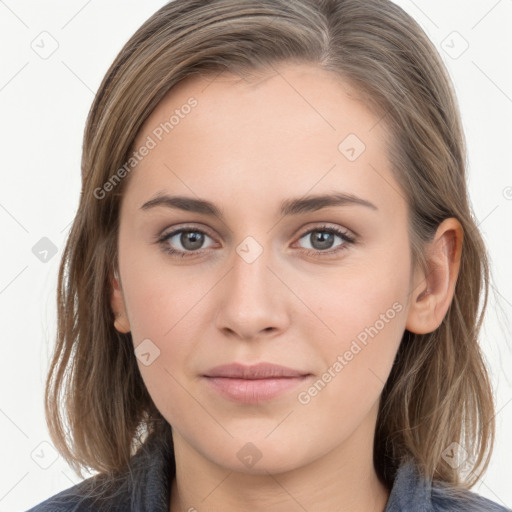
top-left (110, 270), bottom-right (131, 334)
top-left (405, 218), bottom-right (463, 334)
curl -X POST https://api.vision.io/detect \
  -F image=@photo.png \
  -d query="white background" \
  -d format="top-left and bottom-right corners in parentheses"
top-left (0, 1), bottom-right (511, 510)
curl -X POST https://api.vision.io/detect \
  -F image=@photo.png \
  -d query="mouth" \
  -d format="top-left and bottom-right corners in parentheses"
top-left (202, 362), bottom-right (312, 404)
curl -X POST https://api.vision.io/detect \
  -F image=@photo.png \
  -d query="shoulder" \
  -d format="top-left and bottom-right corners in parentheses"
top-left (386, 459), bottom-right (510, 512)
top-left (25, 427), bottom-right (175, 512)
top-left (25, 473), bottom-right (131, 512)
top-left (430, 481), bottom-right (510, 512)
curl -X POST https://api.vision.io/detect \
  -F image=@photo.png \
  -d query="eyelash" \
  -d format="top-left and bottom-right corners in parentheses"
top-left (156, 224), bottom-right (356, 259)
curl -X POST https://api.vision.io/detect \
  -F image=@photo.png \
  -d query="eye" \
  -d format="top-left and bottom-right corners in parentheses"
top-left (156, 224), bottom-right (356, 259)
top-left (157, 226), bottom-right (216, 257)
top-left (295, 225), bottom-right (355, 256)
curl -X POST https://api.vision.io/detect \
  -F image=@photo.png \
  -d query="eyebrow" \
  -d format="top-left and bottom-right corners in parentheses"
top-left (140, 191), bottom-right (378, 218)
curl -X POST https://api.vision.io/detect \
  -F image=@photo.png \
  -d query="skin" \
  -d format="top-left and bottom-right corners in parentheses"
top-left (110, 63), bottom-right (463, 512)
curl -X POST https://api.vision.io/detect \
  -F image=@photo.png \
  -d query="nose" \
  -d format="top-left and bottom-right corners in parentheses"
top-left (214, 239), bottom-right (291, 340)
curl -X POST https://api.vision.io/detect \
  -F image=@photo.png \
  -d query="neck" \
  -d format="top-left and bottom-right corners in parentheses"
top-left (169, 404), bottom-right (390, 512)
top-left (170, 463), bottom-right (389, 512)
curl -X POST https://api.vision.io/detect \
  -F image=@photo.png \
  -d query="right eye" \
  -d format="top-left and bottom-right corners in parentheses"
top-left (157, 227), bottom-right (216, 257)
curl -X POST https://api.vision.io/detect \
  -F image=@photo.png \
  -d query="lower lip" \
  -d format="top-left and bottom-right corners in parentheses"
top-left (203, 376), bottom-right (311, 404)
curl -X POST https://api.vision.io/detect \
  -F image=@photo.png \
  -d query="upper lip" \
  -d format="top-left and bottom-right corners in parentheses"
top-left (203, 362), bottom-right (310, 379)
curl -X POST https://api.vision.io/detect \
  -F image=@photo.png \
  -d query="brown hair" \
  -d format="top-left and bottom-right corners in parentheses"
top-left (45, 0), bottom-right (495, 491)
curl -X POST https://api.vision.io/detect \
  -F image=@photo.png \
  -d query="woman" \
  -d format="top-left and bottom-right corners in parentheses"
top-left (27, 0), bottom-right (509, 510)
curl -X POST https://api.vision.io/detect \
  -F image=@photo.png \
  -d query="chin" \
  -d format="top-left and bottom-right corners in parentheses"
top-left (204, 436), bottom-right (314, 476)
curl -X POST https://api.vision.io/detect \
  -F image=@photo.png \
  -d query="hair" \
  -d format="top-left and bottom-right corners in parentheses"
top-left (45, 0), bottom-right (495, 494)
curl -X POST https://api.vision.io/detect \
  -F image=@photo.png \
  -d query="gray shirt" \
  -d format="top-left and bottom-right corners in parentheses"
top-left (26, 432), bottom-right (510, 511)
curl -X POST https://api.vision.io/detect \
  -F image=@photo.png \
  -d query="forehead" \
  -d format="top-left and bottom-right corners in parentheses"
top-left (126, 62), bottom-right (400, 215)
top-left (140, 62), bottom-right (383, 141)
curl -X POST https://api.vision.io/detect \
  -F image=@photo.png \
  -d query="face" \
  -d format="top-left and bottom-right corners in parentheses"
top-left (114, 63), bottom-right (416, 474)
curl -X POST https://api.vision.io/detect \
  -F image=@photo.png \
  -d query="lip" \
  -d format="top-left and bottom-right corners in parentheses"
top-left (203, 362), bottom-right (310, 379)
top-left (202, 363), bottom-right (312, 404)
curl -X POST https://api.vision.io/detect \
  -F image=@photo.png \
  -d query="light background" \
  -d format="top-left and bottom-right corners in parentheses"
top-left (0, 1), bottom-right (511, 510)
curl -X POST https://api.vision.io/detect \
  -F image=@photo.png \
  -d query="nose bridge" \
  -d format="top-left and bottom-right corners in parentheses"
top-left (230, 235), bottom-right (273, 302)
top-left (214, 234), bottom-right (289, 338)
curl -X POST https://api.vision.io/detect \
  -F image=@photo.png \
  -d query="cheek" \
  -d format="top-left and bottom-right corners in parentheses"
top-left (310, 252), bottom-right (409, 346)
top-left (119, 238), bottom-right (213, 341)
top-left (118, 248), bottom-right (218, 404)
top-left (122, 272), bottom-right (209, 387)
top-left (315, 284), bottom-right (405, 368)
top-left (294, 289), bottom-right (406, 437)
top-left (300, 246), bottom-right (410, 397)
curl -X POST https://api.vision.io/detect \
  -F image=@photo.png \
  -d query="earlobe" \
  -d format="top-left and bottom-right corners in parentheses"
top-left (405, 218), bottom-right (463, 335)
top-left (110, 271), bottom-right (131, 333)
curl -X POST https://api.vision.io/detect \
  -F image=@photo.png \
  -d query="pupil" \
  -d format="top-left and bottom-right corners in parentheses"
top-left (181, 231), bottom-right (204, 250)
top-left (312, 231), bottom-right (334, 250)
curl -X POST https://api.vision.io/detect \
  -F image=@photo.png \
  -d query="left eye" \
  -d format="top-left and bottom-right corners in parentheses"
top-left (296, 226), bottom-right (355, 253)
